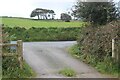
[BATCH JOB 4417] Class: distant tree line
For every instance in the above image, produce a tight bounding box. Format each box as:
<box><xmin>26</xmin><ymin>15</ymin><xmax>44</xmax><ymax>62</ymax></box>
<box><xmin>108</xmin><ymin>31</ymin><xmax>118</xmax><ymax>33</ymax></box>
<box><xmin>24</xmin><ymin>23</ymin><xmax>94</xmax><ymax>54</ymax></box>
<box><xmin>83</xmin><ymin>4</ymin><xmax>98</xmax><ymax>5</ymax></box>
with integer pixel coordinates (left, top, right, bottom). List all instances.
<box><xmin>30</xmin><ymin>8</ymin><xmax>55</xmax><ymax>20</ymax></box>
<box><xmin>60</xmin><ymin>13</ymin><xmax>72</xmax><ymax>22</ymax></box>
<box><xmin>30</xmin><ymin>8</ymin><xmax>72</xmax><ymax>22</ymax></box>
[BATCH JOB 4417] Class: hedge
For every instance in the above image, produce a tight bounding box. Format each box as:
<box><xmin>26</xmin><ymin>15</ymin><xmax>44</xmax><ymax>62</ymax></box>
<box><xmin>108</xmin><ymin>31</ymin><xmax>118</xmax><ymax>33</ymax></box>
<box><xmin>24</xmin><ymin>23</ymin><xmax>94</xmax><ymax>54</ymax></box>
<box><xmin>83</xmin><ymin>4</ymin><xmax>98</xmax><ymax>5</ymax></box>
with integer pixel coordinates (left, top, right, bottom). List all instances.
<box><xmin>2</xmin><ymin>27</ymin><xmax>82</xmax><ymax>41</ymax></box>
<box><xmin>77</xmin><ymin>20</ymin><xmax>120</xmax><ymax>60</ymax></box>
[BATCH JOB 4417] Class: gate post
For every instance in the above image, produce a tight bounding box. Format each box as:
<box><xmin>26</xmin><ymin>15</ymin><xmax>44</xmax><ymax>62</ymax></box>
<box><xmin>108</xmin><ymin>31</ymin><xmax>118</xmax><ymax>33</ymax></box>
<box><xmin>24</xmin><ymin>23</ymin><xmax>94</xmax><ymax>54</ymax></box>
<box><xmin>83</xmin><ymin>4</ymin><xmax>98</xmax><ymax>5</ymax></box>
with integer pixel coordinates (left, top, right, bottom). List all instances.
<box><xmin>112</xmin><ymin>38</ymin><xmax>119</xmax><ymax>61</ymax></box>
<box><xmin>17</xmin><ymin>40</ymin><xmax>23</xmax><ymax>69</ymax></box>
<box><xmin>112</xmin><ymin>39</ymin><xmax>115</xmax><ymax>58</ymax></box>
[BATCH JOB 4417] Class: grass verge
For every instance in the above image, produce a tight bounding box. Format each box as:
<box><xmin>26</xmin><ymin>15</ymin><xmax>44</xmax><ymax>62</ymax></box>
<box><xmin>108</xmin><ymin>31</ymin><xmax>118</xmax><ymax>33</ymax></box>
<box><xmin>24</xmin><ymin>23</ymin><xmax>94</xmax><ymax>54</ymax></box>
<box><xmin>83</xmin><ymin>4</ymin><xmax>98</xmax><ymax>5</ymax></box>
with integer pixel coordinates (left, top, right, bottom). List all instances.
<box><xmin>68</xmin><ymin>44</ymin><xmax>119</xmax><ymax>77</ymax></box>
<box><xmin>2</xmin><ymin>56</ymin><xmax>36</xmax><ymax>78</ymax></box>
<box><xmin>59</xmin><ymin>68</ymin><xmax>76</xmax><ymax>77</ymax></box>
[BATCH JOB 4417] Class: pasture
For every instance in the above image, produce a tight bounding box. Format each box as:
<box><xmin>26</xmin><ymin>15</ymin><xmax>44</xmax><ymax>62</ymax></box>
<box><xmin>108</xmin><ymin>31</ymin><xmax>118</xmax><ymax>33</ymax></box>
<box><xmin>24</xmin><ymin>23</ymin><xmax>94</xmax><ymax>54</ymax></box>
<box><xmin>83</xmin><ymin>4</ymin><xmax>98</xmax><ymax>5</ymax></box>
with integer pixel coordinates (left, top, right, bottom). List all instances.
<box><xmin>1</xmin><ymin>17</ymin><xmax>86</xmax><ymax>28</ymax></box>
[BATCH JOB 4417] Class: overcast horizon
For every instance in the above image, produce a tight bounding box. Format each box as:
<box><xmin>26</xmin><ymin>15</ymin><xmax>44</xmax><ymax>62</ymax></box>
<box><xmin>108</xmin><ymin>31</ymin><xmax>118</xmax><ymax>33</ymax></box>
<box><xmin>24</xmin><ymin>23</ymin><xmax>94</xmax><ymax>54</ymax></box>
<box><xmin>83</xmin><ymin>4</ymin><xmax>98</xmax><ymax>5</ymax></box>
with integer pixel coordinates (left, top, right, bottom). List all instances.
<box><xmin>0</xmin><ymin>0</ymin><xmax>76</xmax><ymax>19</ymax></box>
<box><xmin>0</xmin><ymin>0</ymin><xmax>119</xmax><ymax>19</ymax></box>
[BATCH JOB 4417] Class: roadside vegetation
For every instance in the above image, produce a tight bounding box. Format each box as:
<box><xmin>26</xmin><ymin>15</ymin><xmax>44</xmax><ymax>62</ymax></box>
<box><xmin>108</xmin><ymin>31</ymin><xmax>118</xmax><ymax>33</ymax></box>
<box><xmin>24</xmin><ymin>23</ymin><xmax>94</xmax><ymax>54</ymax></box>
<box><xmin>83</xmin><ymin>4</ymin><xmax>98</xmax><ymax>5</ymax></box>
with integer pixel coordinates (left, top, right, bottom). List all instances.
<box><xmin>2</xmin><ymin>56</ymin><xmax>36</xmax><ymax>78</ymax></box>
<box><xmin>68</xmin><ymin>44</ymin><xmax>119</xmax><ymax>77</ymax></box>
<box><xmin>68</xmin><ymin>21</ymin><xmax>120</xmax><ymax>76</ymax></box>
<box><xmin>0</xmin><ymin>59</ymin><xmax>1</xmax><ymax>79</ymax></box>
<box><xmin>2</xmin><ymin>32</ymin><xmax>36</xmax><ymax>78</ymax></box>
<box><xmin>59</xmin><ymin>68</ymin><xmax>76</xmax><ymax>77</ymax></box>
<box><xmin>68</xmin><ymin>1</ymin><xmax>120</xmax><ymax>77</ymax></box>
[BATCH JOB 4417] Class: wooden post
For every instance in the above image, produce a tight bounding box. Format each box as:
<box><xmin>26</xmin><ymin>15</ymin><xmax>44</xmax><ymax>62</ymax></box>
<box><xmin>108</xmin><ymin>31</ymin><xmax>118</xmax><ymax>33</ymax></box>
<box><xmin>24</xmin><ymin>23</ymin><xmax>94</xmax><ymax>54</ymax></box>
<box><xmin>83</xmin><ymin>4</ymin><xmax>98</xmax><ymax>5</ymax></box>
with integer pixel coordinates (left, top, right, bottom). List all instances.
<box><xmin>17</xmin><ymin>40</ymin><xmax>23</xmax><ymax>69</ymax></box>
<box><xmin>112</xmin><ymin>39</ymin><xmax>115</xmax><ymax>58</ymax></box>
<box><xmin>112</xmin><ymin>38</ymin><xmax>119</xmax><ymax>61</ymax></box>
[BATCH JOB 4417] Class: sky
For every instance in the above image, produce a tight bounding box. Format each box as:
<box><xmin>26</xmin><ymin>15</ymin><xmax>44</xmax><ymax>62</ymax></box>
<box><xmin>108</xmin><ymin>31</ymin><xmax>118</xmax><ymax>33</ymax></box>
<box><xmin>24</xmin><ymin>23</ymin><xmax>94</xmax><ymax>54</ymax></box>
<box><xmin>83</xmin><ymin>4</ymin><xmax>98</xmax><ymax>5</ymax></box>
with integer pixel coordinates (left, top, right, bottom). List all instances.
<box><xmin>0</xmin><ymin>0</ymin><xmax>119</xmax><ymax>19</ymax></box>
<box><xmin>0</xmin><ymin>0</ymin><xmax>76</xmax><ymax>19</ymax></box>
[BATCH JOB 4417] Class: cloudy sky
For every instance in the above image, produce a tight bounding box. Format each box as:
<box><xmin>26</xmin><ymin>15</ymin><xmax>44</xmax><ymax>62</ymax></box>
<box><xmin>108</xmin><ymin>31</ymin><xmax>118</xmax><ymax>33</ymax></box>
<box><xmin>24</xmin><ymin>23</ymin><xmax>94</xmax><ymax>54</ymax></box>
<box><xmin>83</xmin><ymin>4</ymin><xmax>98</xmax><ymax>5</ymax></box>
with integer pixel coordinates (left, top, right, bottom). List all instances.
<box><xmin>0</xmin><ymin>0</ymin><xmax>76</xmax><ymax>19</ymax></box>
<box><xmin>0</xmin><ymin>0</ymin><xmax>119</xmax><ymax>19</ymax></box>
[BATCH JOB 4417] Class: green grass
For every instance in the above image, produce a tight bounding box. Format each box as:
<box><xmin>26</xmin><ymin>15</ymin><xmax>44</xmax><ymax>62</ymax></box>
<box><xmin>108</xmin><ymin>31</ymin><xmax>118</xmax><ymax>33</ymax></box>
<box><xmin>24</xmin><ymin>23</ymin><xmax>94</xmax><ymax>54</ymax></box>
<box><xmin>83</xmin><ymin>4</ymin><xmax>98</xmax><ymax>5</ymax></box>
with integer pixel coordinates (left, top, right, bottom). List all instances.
<box><xmin>59</xmin><ymin>68</ymin><xmax>76</xmax><ymax>77</ymax></box>
<box><xmin>0</xmin><ymin>66</ymin><xmax>1</xmax><ymax>80</ymax></box>
<box><xmin>1</xmin><ymin>17</ymin><xmax>86</xmax><ymax>28</ymax></box>
<box><xmin>0</xmin><ymin>58</ymin><xmax>2</xmax><ymax>79</ymax></box>
<box><xmin>68</xmin><ymin>44</ymin><xmax>119</xmax><ymax>77</ymax></box>
<box><xmin>2</xmin><ymin>56</ymin><xmax>36</xmax><ymax>78</ymax></box>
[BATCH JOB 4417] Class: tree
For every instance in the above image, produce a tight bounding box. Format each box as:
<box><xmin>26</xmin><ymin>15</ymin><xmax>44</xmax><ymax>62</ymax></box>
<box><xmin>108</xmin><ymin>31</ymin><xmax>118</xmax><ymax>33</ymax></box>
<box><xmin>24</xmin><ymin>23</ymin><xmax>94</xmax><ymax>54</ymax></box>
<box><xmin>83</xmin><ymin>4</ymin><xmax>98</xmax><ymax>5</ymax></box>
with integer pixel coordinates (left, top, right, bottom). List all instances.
<box><xmin>30</xmin><ymin>9</ymin><xmax>39</xmax><ymax>19</ymax></box>
<box><xmin>118</xmin><ymin>1</ymin><xmax>120</xmax><ymax>19</ymax></box>
<box><xmin>60</xmin><ymin>13</ymin><xmax>72</xmax><ymax>22</ymax></box>
<box><xmin>49</xmin><ymin>10</ymin><xmax>55</xmax><ymax>19</ymax></box>
<box><xmin>30</xmin><ymin>8</ymin><xmax>55</xmax><ymax>20</ymax></box>
<box><xmin>72</xmin><ymin>1</ymin><xmax>120</xmax><ymax>25</ymax></box>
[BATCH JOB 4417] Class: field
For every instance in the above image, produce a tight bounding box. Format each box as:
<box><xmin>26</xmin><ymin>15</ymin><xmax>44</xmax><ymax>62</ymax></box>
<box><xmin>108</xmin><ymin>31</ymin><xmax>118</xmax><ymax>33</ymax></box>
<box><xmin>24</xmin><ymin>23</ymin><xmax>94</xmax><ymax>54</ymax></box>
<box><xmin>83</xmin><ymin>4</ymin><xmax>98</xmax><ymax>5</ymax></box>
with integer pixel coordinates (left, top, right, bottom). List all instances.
<box><xmin>1</xmin><ymin>17</ymin><xmax>86</xmax><ymax>28</ymax></box>
<box><xmin>2</xmin><ymin>17</ymin><xmax>86</xmax><ymax>41</ymax></box>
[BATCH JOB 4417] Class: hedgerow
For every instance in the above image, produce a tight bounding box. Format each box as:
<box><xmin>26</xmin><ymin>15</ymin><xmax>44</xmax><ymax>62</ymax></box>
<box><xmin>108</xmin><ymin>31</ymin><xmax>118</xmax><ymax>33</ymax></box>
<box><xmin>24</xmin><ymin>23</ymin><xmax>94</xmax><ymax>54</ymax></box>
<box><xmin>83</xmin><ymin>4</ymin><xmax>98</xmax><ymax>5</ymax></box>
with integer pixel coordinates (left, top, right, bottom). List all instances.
<box><xmin>2</xmin><ymin>27</ymin><xmax>83</xmax><ymax>41</ymax></box>
<box><xmin>75</xmin><ymin>21</ymin><xmax>120</xmax><ymax>76</ymax></box>
<box><xmin>77</xmin><ymin>21</ymin><xmax>120</xmax><ymax>60</ymax></box>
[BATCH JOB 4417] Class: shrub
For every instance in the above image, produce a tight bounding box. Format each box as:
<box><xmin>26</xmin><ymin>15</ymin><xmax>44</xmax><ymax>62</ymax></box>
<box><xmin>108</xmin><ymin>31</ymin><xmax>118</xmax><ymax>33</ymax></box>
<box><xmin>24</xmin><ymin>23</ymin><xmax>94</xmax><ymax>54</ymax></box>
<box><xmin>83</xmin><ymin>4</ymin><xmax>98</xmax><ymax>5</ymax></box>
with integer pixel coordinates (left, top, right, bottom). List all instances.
<box><xmin>2</xmin><ymin>27</ymin><xmax>82</xmax><ymax>41</ymax></box>
<box><xmin>77</xmin><ymin>21</ymin><xmax>120</xmax><ymax>59</ymax></box>
<box><xmin>68</xmin><ymin>45</ymin><xmax>119</xmax><ymax>76</ymax></box>
<box><xmin>75</xmin><ymin>21</ymin><xmax>120</xmax><ymax>76</ymax></box>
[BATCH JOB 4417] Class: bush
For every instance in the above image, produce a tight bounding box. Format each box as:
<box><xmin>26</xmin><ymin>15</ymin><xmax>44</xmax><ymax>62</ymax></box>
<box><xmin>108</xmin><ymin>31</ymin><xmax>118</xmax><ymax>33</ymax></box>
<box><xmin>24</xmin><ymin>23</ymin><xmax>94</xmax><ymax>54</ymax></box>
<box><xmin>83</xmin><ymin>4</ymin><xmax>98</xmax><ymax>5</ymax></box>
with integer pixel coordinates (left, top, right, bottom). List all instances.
<box><xmin>68</xmin><ymin>21</ymin><xmax>120</xmax><ymax>76</ymax></box>
<box><xmin>77</xmin><ymin>21</ymin><xmax>120</xmax><ymax>59</ymax></box>
<box><xmin>74</xmin><ymin>21</ymin><xmax>120</xmax><ymax>76</ymax></box>
<box><xmin>68</xmin><ymin>44</ymin><xmax>119</xmax><ymax>76</ymax></box>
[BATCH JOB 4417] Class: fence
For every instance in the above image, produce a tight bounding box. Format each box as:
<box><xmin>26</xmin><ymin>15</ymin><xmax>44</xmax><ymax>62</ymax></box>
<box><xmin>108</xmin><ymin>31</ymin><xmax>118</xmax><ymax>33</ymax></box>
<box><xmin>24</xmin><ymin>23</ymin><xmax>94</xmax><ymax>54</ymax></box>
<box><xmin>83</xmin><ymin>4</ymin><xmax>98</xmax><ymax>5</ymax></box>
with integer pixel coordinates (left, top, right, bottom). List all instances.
<box><xmin>1</xmin><ymin>40</ymin><xmax>23</xmax><ymax>69</ymax></box>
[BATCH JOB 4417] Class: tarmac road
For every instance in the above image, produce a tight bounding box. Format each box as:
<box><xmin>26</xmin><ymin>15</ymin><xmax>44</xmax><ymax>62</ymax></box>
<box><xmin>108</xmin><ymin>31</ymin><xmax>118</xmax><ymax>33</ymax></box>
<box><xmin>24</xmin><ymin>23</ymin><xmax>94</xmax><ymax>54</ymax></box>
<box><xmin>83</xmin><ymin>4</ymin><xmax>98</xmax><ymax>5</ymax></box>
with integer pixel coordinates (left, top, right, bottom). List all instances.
<box><xmin>23</xmin><ymin>41</ymin><xmax>111</xmax><ymax>78</ymax></box>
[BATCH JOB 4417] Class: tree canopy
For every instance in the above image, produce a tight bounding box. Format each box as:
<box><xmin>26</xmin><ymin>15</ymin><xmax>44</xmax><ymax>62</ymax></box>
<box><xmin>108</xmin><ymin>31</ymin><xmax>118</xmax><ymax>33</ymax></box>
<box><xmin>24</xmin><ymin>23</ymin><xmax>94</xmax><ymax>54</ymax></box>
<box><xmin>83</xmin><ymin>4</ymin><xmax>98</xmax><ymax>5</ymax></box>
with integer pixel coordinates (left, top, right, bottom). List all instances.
<box><xmin>60</xmin><ymin>13</ymin><xmax>72</xmax><ymax>22</ymax></box>
<box><xmin>72</xmin><ymin>1</ymin><xmax>120</xmax><ymax>25</ymax></box>
<box><xmin>30</xmin><ymin>8</ymin><xmax>55</xmax><ymax>20</ymax></box>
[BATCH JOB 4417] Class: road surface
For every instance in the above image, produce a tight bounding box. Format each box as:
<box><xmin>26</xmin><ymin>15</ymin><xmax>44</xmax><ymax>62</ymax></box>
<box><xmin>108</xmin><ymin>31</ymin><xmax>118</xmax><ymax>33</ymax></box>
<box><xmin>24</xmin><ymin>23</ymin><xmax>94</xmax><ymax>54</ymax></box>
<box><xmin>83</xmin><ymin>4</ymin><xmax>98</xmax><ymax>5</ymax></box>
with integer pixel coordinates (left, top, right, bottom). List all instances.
<box><xmin>23</xmin><ymin>41</ymin><xmax>111</xmax><ymax>78</ymax></box>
